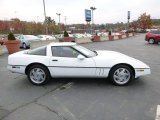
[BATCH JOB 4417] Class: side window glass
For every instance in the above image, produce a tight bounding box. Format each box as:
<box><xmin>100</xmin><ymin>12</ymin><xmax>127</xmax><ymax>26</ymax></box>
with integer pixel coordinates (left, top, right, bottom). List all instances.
<box><xmin>52</xmin><ymin>47</ymin><xmax>61</xmax><ymax>57</ymax></box>
<box><xmin>27</xmin><ymin>46</ymin><xmax>46</xmax><ymax>56</ymax></box>
<box><xmin>151</xmin><ymin>31</ymin><xmax>156</xmax><ymax>34</ymax></box>
<box><xmin>52</xmin><ymin>46</ymin><xmax>80</xmax><ymax>58</ymax></box>
<box><xmin>152</xmin><ymin>31</ymin><xmax>160</xmax><ymax>34</ymax></box>
<box><xmin>21</xmin><ymin>36</ymin><xmax>24</xmax><ymax>39</ymax></box>
<box><xmin>154</xmin><ymin>31</ymin><xmax>158</xmax><ymax>34</ymax></box>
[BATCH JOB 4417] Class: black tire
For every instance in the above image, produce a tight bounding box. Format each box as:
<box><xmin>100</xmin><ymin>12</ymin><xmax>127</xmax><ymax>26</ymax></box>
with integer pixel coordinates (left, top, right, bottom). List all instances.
<box><xmin>148</xmin><ymin>38</ymin><xmax>155</xmax><ymax>44</ymax></box>
<box><xmin>27</xmin><ymin>65</ymin><xmax>51</xmax><ymax>85</ymax></box>
<box><xmin>109</xmin><ymin>65</ymin><xmax>134</xmax><ymax>86</ymax></box>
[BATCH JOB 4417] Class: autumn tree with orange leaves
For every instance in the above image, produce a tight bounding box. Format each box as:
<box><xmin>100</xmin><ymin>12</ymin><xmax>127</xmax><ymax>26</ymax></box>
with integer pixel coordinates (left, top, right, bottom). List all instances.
<box><xmin>137</xmin><ymin>13</ymin><xmax>152</xmax><ymax>30</ymax></box>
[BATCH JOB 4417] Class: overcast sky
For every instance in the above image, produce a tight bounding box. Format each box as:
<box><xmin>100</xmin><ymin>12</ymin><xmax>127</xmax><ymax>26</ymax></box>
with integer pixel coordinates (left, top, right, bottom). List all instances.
<box><xmin>0</xmin><ymin>0</ymin><xmax>159</xmax><ymax>24</ymax></box>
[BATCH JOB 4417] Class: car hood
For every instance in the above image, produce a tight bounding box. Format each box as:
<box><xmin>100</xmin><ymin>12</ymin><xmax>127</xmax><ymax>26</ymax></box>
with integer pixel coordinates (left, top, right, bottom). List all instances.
<box><xmin>94</xmin><ymin>50</ymin><xmax>150</xmax><ymax>68</ymax></box>
<box><xmin>96</xmin><ymin>50</ymin><xmax>134</xmax><ymax>59</ymax></box>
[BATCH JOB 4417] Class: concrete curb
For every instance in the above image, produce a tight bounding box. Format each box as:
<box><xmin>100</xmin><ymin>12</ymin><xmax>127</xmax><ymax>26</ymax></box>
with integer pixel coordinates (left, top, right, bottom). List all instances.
<box><xmin>0</xmin><ymin>45</ymin><xmax>7</xmax><ymax>56</ymax></box>
<box><xmin>93</xmin><ymin>33</ymin><xmax>135</xmax><ymax>42</ymax></box>
<box><xmin>75</xmin><ymin>37</ymin><xmax>92</xmax><ymax>44</ymax></box>
<box><xmin>30</xmin><ymin>40</ymin><xmax>59</xmax><ymax>49</ymax></box>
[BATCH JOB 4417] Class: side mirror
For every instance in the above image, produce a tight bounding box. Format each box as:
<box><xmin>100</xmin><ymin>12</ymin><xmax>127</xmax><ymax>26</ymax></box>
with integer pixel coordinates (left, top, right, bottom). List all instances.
<box><xmin>77</xmin><ymin>54</ymin><xmax>85</xmax><ymax>60</ymax></box>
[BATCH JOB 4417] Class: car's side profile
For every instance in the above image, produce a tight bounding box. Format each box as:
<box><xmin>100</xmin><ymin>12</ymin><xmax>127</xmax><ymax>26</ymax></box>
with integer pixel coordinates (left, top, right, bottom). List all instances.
<box><xmin>0</xmin><ymin>39</ymin><xmax>6</xmax><ymax>45</ymax></box>
<box><xmin>16</xmin><ymin>35</ymin><xmax>40</xmax><ymax>49</ymax></box>
<box><xmin>8</xmin><ymin>42</ymin><xmax>151</xmax><ymax>86</ymax></box>
<box><xmin>37</xmin><ymin>35</ymin><xmax>56</xmax><ymax>41</ymax></box>
<box><xmin>145</xmin><ymin>30</ymin><xmax>160</xmax><ymax>44</ymax></box>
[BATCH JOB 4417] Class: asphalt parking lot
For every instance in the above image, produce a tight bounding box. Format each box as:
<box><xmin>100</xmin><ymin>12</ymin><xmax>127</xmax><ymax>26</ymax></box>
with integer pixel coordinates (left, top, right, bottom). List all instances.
<box><xmin>0</xmin><ymin>34</ymin><xmax>160</xmax><ymax>120</ymax></box>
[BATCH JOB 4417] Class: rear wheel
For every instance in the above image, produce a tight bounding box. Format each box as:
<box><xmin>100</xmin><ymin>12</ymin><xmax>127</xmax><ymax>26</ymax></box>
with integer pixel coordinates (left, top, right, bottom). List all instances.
<box><xmin>23</xmin><ymin>43</ymin><xmax>27</xmax><ymax>49</ymax></box>
<box><xmin>148</xmin><ymin>38</ymin><xmax>155</xmax><ymax>44</ymax></box>
<box><xmin>109</xmin><ymin>65</ymin><xmax>134</xmax><ymax>86</ymax></box>
<box><xmin>27</xmin><ymin>65</ymin><xmax>50</xmax><ymax>85</ymax></box>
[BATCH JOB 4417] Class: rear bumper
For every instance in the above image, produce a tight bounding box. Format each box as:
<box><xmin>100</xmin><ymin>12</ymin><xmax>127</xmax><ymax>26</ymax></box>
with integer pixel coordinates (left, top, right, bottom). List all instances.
<box><xmin>7</xmin><ymin>65</ymin><xmax>26</xmax><ymax>74</ymax></box>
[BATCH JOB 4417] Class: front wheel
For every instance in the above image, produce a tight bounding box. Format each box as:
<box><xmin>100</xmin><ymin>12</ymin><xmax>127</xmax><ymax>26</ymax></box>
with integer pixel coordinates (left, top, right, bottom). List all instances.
<box><xmin>148</xmin><ymin>38</ymin><xmax>155</xmax><ymax>44</ymax></box>
<box><xmin>27</xmin><ymin>65</ymin><xmax>50</xmax><ymax>85</ymax></box>
<box><xmin>109</xmin><ymin>65</ymin><xmax>134</xmax><ymax>86</ymax></box>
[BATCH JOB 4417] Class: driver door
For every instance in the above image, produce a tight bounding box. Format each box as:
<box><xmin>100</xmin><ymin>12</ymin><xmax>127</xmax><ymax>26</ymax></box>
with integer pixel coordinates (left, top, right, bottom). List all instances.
<box><xmin>49</xmin><ymin>46</ymin><xmax>96</xmax><ymax>77</ymax></box>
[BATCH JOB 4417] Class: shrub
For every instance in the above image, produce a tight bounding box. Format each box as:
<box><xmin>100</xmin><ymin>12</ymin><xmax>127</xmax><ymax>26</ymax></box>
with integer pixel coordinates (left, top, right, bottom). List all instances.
<box><xmin>8</xmin><ymin>32</ymin><xmax>16</xmax><ymax>40</ymax></box>
<box><xmin>64</xmin><ymin>30</ymin><xmax>69</xmax><ymax>37</ymax></box>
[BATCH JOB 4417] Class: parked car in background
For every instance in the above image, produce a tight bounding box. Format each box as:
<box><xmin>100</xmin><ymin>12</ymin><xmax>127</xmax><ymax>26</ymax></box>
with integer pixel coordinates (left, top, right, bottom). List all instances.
<box><xmin>16</xmin><ymin>35</ymin><xmax>40</xmax><ymax>49</ymax></box>
<box><xmin>0</xmin><ymin>38</ymin><xmax>6</xmax><ymax>45</ymax></box>
<box><xmin>0</xmin><ymin>40</ymin><xmax>4</xmax><ymax>45</ymax></box>
<box><xmin>37</xmin><ymin>35</ymin><xmax>56</xmax><ymax>41</ymax></box>
<box><xmin>73</xmin><ymin>33</ymin><xmax>85</xmax><ymax>38</ymax></box>
<box><xmin>54</xmin><ymin>34</ymin><xmax>64</xmax><ymax>41</ymax></box>
<box><xmin>113</xmin><ymin>32</ymin><xmax>121</xmax><ymax>36</ymax></box>
<box><xmin>145</xmin><ymin>30</ymin><xmax>160</xmax><ymax>44</ymax></box>
<box><xmin>0</xmin><ymin>34</ymin><xmax>8</xmax><ymax>45</ymax></box>
<box><xmin>8</xmin><ymin>42</ymin><xmax>150</xmax><ymax>86</ymax></box>
<box><xmin>84</xmin><ymin>33</ymin><xmax>92</xmax><ymax>38</ymax></box>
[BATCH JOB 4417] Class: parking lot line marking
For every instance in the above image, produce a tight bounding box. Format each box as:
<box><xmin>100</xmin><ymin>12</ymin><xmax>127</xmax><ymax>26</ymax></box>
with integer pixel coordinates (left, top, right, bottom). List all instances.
<box><xmin>156</xmin><ymin>105</ymin><xmax>160</xmax><ymax>120</ymax></box>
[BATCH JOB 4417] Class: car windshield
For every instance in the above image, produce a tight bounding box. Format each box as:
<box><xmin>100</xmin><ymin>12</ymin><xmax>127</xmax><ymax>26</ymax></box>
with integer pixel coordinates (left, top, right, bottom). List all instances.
<box><xmin>151</xmin><ymin>31</ymin><xmax>160</xmax><ymax>34</ymax></box>
<box><xmin>73</xmin><ymin>45</ymin><xmax>96</xmax><ymax>57</ymax></box>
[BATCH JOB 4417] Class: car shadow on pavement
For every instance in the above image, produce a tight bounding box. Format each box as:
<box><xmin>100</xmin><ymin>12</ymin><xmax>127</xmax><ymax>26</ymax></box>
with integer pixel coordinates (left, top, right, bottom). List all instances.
<box><xmin>45</xmin><ymin>77</ymin><xmax>146</xmax><ymax>88</ymax></box>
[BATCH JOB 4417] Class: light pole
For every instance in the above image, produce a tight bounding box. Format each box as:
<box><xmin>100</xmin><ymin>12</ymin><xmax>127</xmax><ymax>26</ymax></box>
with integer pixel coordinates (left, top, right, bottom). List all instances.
<box><xmin>43</xmin><ymin>0</ymin><xmax>48</xmax><ymax>34</ymax></box>
<box><xmin>90</xmin><ymin>6</ymin><xmax>96</xmax><ymax>34</ymax></box>
<box><xmin>127</xmin><ymin>11</ymin><xmax>130</xmax><ymax>30</ymax></box>
<box><xmin>64</xmin><ymin>16</ymin><xmax>67</xmax><ymax>30</ymax></box>
<box><xmin>56</xmin><ymin>13</ymin><xmax>61</xmax><ymax>31</ymax></box>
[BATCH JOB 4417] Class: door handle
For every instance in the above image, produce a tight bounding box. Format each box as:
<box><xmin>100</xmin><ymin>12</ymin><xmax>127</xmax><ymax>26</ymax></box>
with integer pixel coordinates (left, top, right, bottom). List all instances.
<box><xmin>52</xmin><ymin>59</ymin><xmax>58</xmax><ymax>61</ymax></box>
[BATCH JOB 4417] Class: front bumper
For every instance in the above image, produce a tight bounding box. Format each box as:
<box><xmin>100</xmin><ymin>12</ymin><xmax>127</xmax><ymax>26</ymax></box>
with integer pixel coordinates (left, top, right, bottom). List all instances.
<box><xmin>135</xmin><ymin>68</ymin><xmax>151</xmax><ymax>78</ymax></box>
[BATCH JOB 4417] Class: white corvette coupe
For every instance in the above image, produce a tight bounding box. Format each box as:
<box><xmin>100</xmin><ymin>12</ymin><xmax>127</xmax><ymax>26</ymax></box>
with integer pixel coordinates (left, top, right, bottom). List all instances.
<box><xmin>8</xmin><ymin>42</ymin><xmax>151</xmax><ymax>86</ymax></box>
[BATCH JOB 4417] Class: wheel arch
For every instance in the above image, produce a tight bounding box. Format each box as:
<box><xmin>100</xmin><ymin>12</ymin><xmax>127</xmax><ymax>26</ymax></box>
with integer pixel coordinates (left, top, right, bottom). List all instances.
<box><xmin>148</xmin><ymin>37</ymin><xmax>155</xmax><ymax>40</ymax></box>
<box><xmin>148</xmin><ymin>37</ymin><xmax>155</xmax><ymax>41</ymax></box>
<box><xmin>25</xmin><ymin>62</ymin><xmax>51</xmax><ymax>76</ymax></box>
<box><xmin>109</xmin><ymin>63</ymin><xmax>135</xmax><ymax>77</ymax></box>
